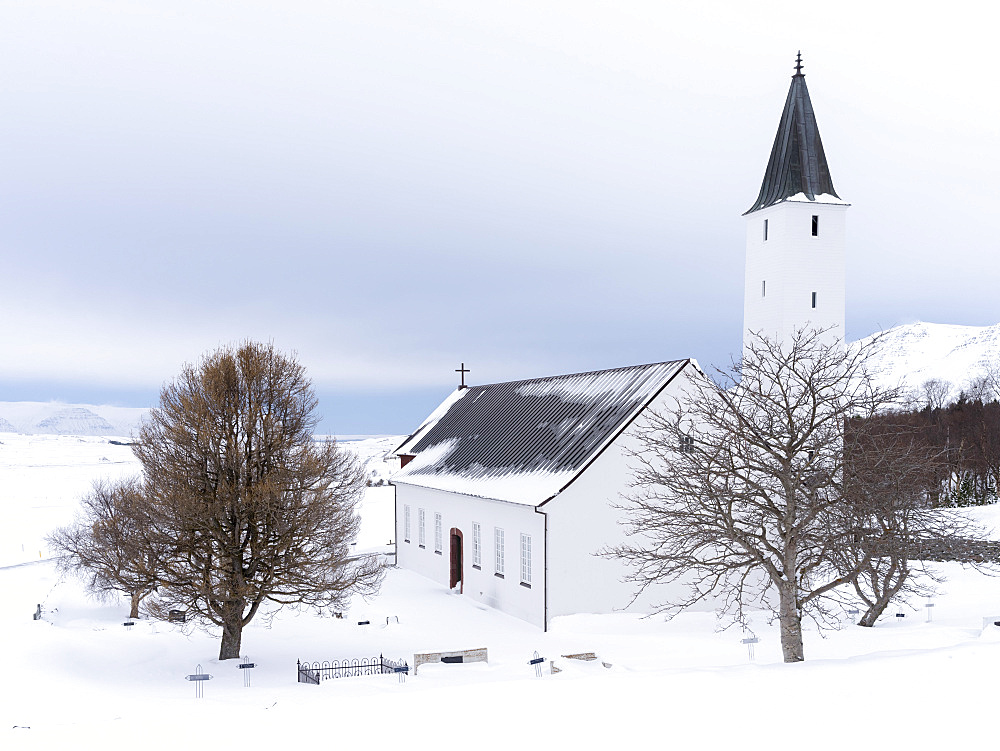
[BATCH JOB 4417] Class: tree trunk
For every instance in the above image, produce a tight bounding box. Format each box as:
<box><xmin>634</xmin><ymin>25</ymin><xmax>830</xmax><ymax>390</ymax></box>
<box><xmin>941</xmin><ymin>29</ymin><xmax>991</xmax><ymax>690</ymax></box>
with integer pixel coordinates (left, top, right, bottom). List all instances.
<box><xmin>858</xmin><ymin>606</ymin><xmax>880</xmax><ymax>627</ymax></box>
<box><xmin>129</xmin><ymin>591</ymin><xmax>142</xmax><ymax>619</ymax></box>
<box><xmin>219</xmin><ymin>615</ymin><xmax>243</xmax><ymax>660</ymax></box>
<box><xmin>857</xmin><ymin>575</ymin><xmax>907</xmax><ymax>627</ymax></box>
<box><xmin>777</xmin><ymin>583</ymin><xmax>805</xmax><ymax>662</ymax></box>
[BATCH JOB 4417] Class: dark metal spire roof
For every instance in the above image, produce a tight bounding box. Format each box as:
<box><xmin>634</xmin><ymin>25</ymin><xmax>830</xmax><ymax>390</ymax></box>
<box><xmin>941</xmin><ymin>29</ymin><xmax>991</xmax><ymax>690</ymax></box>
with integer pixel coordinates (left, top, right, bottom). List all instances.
<box><xmin>745</xmin><ymin>53</ymin><xmax>840</xmax><ymax>214</ymax></box>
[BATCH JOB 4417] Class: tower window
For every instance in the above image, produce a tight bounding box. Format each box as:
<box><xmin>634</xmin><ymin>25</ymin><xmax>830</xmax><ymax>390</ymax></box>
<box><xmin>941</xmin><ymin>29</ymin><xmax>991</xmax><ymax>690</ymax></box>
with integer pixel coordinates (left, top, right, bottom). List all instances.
<box><xmin>762</xmin><ymin>280</ymin><xmax>766</xmax><ymax>297</ymax></box>
<box><xmin>763</xmin><ymin>219</ymin><xmax>768</xmax><ymax>241</ymax></box>
<box><xmin>811</xmin><ymin>215</ymin><xmax>819</xmax><ymax>236</ymax></box>
<box><xmin>811</xmin><ymin>292</ymin><xmax>817</xmax><ymax>308</ymax></box>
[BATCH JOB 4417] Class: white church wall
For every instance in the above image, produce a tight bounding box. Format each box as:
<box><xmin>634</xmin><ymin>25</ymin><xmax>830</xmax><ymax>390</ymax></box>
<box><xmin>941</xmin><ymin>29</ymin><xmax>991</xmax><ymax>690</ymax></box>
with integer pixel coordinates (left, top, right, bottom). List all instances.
<box><xmin>543</xmin><ymin>363</ymin><xmax>704</xmax><ymax>621</ymax></box>
<box><xmin>394</xmin><ymin>482</ymin><xmax>546</xmax><ymax>628</ymax></box>
<box><xmin>392</xmin><ymin>362</ymin><xmax>710</xmax><ymax>629</ymax></box>
<box><xmin>743</xmin><ymin>199</ymin><xmax>847</xmax><ymax>352</ymax></box>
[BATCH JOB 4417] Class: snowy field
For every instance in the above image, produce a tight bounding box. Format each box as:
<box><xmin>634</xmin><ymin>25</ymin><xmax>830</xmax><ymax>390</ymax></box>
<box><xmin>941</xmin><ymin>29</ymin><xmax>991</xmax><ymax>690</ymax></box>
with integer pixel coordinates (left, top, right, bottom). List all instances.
<box><xmin>3</xmin><ymin>433</ymin><xmax>1000</xmax><ymax>749</ymax></box>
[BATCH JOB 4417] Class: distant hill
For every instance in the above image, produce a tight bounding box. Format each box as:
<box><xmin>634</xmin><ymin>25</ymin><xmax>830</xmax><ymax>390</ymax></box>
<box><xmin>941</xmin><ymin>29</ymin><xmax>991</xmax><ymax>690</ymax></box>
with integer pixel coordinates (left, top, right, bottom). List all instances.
<box><xmin>3</xmin><ymin>322</ymin><xmax>997</xmax><ymax>437</ymax></box>
<box><xmin>0</xmin><ymin>402</ymin><xmax>150</xmax><ymax>437</ymax></box>
<box><xmin>0</xmin><ymin>402</ymin><xmax>404</xmax><ymax>478</ymax></box>
<box><xmin>856</xmin><ymin>321</ymin><xmax>1000</xmax><ymax>404</ymax></box>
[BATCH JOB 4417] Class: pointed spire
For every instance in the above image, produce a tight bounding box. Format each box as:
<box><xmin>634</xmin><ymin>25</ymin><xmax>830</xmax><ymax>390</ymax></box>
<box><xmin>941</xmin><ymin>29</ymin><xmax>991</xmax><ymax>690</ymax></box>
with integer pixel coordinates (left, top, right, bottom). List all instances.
<box><xmin>745</xmin><ymin>53</ymin><xmax>840</xmax><ymax>214</ymax></box>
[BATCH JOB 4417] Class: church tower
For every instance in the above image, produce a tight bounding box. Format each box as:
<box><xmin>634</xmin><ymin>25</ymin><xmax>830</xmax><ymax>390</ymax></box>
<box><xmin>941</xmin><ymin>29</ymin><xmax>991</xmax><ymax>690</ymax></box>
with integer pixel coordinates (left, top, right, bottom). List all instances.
<box><xmin>743</xmin><ymin>53</ymin><xmax>848</xmax><ymax>353</ymax></box>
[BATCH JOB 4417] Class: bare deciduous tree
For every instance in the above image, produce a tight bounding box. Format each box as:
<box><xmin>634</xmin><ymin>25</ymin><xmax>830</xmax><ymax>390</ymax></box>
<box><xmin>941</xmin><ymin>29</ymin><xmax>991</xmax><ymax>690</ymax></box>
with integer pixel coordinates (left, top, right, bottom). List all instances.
<box><xmin>840</xmin><ymin>423</ymin><xmax>945</xmax><ymax>625</ymax></box>
<box><xmin>606</xmin><ymin>328</ymin><xmax>899</xmax><ymax>663</ymax></box>
<box><xmin>48</xmin><ymin>477</ymin><xmax>163</xmax><ymax>618</ymax></box>
<box><xmin>835</xmin><ymin>414</ymin><xmax>994</xmax><ymax>626</ymax></box>
<box><xmin>965</xmin><ymin>363</ymin><xmax>1000</xmax><ymax>404</ymax></box>
<box><xmin>133</xmin><ymin>341</ymin><xmax>383</xmax><ymax>659</ymax></box>
<box><xmin>921</xmin><ymin>378</ymin><xmax>952</xmax><ymax>411</ymax></box>
<box><xmin>984</xmin><ymin>362</ymin><xmax>1000</xmax><ymax>403</ymax></box>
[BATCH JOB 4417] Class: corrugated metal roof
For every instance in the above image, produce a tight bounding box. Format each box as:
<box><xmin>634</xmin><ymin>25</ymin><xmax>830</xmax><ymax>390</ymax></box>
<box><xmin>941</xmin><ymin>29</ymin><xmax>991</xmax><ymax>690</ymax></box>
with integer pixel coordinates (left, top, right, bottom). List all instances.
<box><xmin>391</xmin><ymin>387</ymin><xmax>469</xmax><ymax>458</ymax></box>
<box><xmin>392</xmin><ymin>360</ymin><xmax>690</xmax><ymax>504</ymax></box>
<box><xmin>745</xmin><ymin>55</ymin><xmax>840</xmax><ymax>214</ymax></box>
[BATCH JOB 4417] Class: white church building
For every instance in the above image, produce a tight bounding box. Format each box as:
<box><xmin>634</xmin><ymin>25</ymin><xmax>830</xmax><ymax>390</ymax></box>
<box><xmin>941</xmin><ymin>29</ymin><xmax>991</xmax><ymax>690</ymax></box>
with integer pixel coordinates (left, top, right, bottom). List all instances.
<box><xmin>390</xmin><ymin>55</ymin><xmax>846</xmax><ymax>630</ymax></box>
<box><xmin>391</xmin><ymin>360</ymin><xmax>702</xmax><ymax>629</ymax></box>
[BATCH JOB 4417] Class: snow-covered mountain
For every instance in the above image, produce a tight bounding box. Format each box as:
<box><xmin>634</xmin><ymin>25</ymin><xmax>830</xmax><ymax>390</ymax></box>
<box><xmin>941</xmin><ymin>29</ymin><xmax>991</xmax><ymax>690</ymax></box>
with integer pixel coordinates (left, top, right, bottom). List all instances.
<box><xmin>2</xmin><ymin>322</ymin><xmax>997</xmax><ymax>437</ymax></box>
<box><xmin>0</xmin><ymin>401</ymin><xmax>150</xmax><ymax>437</ymax></box>
<box><xmin>855</xmin><ymin>321</ymin><xmax>1000</xmax><ymax>404</ymax></box>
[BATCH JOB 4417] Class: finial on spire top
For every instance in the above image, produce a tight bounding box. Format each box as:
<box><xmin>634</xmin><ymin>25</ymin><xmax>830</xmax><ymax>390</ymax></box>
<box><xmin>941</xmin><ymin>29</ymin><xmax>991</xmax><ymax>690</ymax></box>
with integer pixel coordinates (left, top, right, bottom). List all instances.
<box><xmin>794</xmin><ymin>51</ymin><xmax>804</xmax><ymax>77</ymax></box>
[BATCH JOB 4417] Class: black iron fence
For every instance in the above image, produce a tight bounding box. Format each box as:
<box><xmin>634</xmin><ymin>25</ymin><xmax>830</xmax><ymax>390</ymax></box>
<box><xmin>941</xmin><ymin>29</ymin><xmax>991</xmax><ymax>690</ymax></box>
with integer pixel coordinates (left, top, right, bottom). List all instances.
<box><xmin>297</xmin><ymin>655</ymin><xmax>409</xmax><ymax>684</ymax></box>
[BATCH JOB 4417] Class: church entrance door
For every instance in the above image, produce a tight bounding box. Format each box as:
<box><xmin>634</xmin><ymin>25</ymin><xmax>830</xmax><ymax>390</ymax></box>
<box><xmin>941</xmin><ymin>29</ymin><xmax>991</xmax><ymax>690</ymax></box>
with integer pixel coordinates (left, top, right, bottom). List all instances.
<box><xmin>449</xmin><ymin>528</ymin><xmax>463</xmax><ymax>593</ymax></box>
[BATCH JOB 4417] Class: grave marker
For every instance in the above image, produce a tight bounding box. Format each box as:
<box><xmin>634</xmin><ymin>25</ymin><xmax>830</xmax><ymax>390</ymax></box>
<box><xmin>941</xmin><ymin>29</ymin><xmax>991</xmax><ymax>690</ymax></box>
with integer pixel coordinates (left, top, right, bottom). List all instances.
<box><xmin>185</xmin><ymin>664</ymin><xmax>213</xmax><ymax>698</ymax></box>
<box><xmin>529</xmin><ymin>650</ymin><xmax>545</xmax><ymax>678</ymax></box>
<box><xmin>238</xmin><ymin>655</ymin><xmax>256</xmax><ymax>687</ymax></box>
<box><xmin>741</xmin><ymin>635</ymin><xmax>759</xmax><ymax>662</ymax></box>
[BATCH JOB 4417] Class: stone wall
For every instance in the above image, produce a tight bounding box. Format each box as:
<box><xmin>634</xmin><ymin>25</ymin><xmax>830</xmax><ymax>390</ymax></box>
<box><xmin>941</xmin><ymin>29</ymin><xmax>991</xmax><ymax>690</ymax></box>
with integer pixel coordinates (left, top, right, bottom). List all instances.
<box><xmin>413</xmin><ymin>647</ymin><xmax>488</xmax><ymax>675</ymax></box>
<box><xmin>909</xmin><ymin>537</ymin><xmax>1000</xmax><ymax>564</ymax></box>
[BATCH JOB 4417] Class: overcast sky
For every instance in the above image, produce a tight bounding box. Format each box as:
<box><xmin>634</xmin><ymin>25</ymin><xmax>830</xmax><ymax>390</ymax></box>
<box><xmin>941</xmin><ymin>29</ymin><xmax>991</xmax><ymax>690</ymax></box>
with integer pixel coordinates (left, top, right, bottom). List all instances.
<box><xmin>2</xmin><ymin>2</ymin><xmax>997</xmax><ymax>434</ymax></box>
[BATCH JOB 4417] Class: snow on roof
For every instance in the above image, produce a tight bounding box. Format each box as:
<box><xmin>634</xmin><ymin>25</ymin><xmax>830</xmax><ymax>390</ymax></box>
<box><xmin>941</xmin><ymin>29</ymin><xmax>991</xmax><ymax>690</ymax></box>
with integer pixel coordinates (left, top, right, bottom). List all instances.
<box><xmin>783</xmin><ymin>192</ymin><xmax>849</xmax><ymax>205</ymax></box>
<box><xmin>392</xmin><ymin>360</ymin><xmax>691</xmax><ymax>505</ymax></box>
<box><xmin>391</xmin><ymin>387</ymin><xmax>469</xmax><ymax>457</ymax></box>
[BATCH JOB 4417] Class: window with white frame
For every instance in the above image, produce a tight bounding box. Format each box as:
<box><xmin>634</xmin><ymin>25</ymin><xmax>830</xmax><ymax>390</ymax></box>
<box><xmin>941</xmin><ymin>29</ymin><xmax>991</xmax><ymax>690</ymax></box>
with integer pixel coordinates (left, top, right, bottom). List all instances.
<box><xmin>403</xmin><ymin>505</ymin><xmax>411</xmax><ymax>542</ymax></box>
<box><xmin>520</xmin><ymin>533</ymin><xmax>532</xmax><ymax>587</ymax></box>
<box><xmin>434</xmin><ymin>513</ymin><xmax>443</xmax><ymax>554</ymax></box>
<box><xmin>494</xmin><ymin>527</ymin><xmax>505</xmax><ymax>576</ymax></box>
<box><xmin>418</xmin><ymin>508</ymin><xmax>426</xmax><ymax>547</ymax></box>
<box><xmin>472</xmin><ymin>522</ymin><xmax>482</xmax><ymax>568</ymax></box>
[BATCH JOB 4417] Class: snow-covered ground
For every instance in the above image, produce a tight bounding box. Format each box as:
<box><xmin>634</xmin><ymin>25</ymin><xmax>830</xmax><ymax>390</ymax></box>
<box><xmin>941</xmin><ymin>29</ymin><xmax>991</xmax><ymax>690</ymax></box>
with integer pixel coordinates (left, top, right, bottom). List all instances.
<box><xmin>0</xmin><ymin>434</ymin><xmax>140</xmax><ymax>567</ymax></box>
<box><xmin>3</xmin><ymin>433</ymin><xmax>1000</xmax><ymax>749</ymax></box>
<box><xmin>335</xmin><ymin>434</ymin><xmax>406</xmax><ymax>487</ymax></box>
